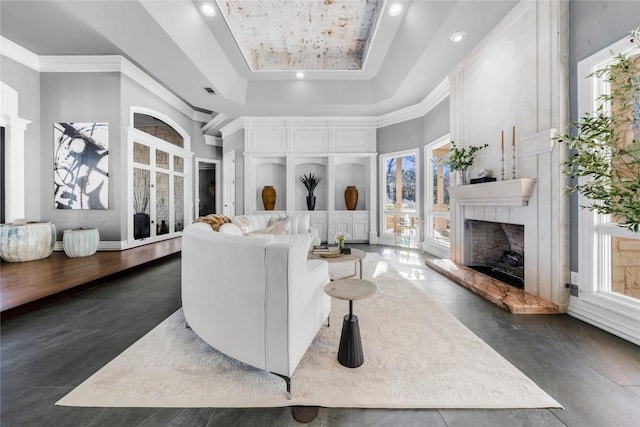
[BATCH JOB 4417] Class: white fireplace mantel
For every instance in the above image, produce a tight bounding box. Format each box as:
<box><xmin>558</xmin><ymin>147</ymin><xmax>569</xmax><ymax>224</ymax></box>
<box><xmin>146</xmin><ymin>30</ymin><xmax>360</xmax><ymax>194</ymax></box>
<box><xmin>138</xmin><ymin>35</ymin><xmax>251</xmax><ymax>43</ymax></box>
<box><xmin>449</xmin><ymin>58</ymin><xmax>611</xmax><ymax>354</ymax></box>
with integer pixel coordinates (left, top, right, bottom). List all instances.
<box><xmin>449</xmin><ymin>178</ymin><xmax>537</xmax><ymax>207</ymax></box>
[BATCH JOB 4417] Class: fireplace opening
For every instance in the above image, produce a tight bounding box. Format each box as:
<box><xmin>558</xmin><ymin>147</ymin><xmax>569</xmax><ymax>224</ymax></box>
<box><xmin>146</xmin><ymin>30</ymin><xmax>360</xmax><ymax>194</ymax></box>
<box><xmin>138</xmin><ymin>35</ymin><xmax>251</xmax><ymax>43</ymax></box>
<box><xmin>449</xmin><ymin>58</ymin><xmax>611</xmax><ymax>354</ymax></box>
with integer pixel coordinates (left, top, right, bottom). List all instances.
<box><xmin>466</xmin><ymin>220</ymin><xmax>524</xmax><ymax>289</ymax></box>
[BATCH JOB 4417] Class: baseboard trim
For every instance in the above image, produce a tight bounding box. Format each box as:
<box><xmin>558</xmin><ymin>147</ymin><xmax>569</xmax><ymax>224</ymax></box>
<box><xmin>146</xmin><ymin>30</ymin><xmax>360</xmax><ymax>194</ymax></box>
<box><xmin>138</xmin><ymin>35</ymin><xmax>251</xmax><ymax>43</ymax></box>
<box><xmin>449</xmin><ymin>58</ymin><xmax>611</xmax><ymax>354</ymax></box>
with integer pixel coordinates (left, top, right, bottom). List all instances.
<box><xmin>54</xmin><ymin>240</ymin><xmax>127</xmax><ymax>251</ymax></box>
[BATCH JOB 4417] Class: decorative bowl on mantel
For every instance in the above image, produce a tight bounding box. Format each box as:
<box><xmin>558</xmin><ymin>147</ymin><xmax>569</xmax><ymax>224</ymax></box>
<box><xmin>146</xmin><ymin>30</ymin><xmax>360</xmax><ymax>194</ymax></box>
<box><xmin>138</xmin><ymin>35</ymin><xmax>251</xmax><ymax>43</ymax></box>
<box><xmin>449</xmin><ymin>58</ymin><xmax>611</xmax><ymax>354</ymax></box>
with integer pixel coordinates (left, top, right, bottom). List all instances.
<box><xmin>449</xmin><ymin>178</ymin><xmax>537</xmax><ymax>207</ymax></box>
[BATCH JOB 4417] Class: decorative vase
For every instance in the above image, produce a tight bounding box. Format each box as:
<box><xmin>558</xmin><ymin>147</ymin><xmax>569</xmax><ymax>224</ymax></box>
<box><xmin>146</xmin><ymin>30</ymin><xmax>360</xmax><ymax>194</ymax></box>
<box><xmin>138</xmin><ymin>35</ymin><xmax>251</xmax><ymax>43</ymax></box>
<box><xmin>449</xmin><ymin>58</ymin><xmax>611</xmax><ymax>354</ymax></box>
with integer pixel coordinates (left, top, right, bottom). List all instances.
<box><xmin>345</xmin><ymin>185</ymin><xmax>358</xmax><ymax>210</ymax></box>
<box><xmin>63</xmin><ymin>228</ymin><xmax>99</xmax><ymax>258</ymax></box>
<box><xmin>458</xmin><ymin>169</ymin><xmax>469</xmax><ymax>186</ymax></box>
<box><xmin>338</xmin><ymin>238</ymin><xmax>344</xmax><ymax>251</ymax></box>
<box><xmin>133</xmin><ymin>213</ymin><xmax>150</xmax><ymax>239</ymax></box>
<box><xmin>306</xmin><ymin>195</ymin><xmax>316</xmax><ymax>211</ymax></box>
<box><xmin>262</xmin><ymin>185</ymin><xmax>276</xmax><ymax>210</ymax></box>
<box><xmin>0</xmin><ymin>221</ymin><xmax>56</xmax><ymax>262</ymax></box>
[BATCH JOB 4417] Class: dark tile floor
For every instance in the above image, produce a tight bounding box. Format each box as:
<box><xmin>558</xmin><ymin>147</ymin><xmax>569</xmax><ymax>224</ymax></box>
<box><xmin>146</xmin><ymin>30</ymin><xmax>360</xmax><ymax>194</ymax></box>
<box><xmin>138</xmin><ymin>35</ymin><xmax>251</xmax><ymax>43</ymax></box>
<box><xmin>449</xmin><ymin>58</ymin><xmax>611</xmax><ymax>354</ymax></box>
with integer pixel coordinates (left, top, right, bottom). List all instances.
<box><xmin>1</xmin><ymin>246</ymin><xmax>639</xmax><ymax>426</ymax></box>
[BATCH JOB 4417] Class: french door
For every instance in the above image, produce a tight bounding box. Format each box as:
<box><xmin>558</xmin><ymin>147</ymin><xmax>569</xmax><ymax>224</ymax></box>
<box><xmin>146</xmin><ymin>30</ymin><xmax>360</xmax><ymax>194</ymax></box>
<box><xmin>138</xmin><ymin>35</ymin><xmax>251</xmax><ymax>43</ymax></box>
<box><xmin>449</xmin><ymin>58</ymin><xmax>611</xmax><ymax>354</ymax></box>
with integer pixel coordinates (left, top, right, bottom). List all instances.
<box><xmin>128</xmin><ymin>111</ymin><xmax>190</xmax><ymax>246</ymax></box>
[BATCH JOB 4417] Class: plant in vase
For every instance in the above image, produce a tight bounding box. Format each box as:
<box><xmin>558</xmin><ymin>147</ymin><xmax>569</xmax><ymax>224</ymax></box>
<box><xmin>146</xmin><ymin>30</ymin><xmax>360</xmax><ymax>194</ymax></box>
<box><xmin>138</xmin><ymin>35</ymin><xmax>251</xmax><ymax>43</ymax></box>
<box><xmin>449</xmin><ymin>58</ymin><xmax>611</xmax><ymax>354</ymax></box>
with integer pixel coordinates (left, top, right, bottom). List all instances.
<box><xmin>555</xmin><ymin>27</ymin><xmax>640</xmax><ymax>232</ymax></box>
<box><xmin>334</xmin><ymin>231</ymin><xmax>351</xmax><ymax>253</ymax></box>
<box><xmin>299</xmin><ymin>173</ymin><xmax>322</xmax><ymax>210</ymax></box>
<box><xmin>446</xmin><ymin>142</ymin><xmax>489</xmax><ymax>185</ymax></box>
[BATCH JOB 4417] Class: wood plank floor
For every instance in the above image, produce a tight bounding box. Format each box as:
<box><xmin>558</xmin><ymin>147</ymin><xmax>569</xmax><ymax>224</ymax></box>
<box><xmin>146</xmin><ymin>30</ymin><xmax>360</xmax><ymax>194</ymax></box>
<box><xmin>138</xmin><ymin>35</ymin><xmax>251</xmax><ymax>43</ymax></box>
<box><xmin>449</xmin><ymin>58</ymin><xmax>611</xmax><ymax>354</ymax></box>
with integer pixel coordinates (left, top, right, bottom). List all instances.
<box><xmin>0</xmin><ymin>238</ymin><xmax>181</xmax><ymax>313</ymax></box>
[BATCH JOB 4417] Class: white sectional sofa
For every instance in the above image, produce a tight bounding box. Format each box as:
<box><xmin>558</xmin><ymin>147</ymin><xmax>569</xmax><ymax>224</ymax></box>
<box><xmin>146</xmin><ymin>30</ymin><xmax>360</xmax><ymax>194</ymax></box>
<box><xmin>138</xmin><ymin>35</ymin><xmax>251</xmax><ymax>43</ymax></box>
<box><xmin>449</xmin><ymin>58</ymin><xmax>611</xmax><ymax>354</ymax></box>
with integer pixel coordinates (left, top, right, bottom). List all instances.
<box><xmin>181</xmin><ymin>217</ymin><xmax>330</xmax><ymax>394</ymax></box>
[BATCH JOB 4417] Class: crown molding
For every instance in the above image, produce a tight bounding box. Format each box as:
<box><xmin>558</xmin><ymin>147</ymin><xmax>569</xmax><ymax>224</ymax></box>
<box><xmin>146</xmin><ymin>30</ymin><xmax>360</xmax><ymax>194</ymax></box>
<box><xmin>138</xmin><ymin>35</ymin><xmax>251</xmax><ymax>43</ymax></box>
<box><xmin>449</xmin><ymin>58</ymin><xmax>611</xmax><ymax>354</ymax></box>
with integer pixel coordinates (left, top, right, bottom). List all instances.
<box><xmin>204</xmin><ymin>135</ymin><xmax>223</xmax><ymax>147</ymax></box>
<box><xmin>220</xmin><ymin>117</ymin><xmax>246</xmax><ymax>138</ymax></box>
<box><xmin>220</xmin><ymin>78</ymin><xmax>450</xmax><ymax>137</ymax></box>
<box><xmin>376</xmin><ymin>77</ymin><xmax>450</xmax><ymax>128</ymax></box>
<box><xmin>0</xmin><ymin>38</ymin><xmax>210</xmax><ymax>123</ymax></box>
<box><xmin>0</xmin><ymin>37</ymin><xmax>40</xmax><ymax>70</ymax></box>
<box><xmin>202</xmin><ymin>113</ymin><xmax>232</xmax><ymax>134</ymax></box>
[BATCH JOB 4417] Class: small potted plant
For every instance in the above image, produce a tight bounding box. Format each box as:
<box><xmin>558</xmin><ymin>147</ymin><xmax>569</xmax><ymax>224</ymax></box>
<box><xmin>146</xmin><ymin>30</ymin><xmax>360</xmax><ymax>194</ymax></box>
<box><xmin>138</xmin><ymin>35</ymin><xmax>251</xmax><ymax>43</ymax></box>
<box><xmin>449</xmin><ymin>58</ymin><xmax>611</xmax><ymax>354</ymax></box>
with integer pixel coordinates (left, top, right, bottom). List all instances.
<box><xmin>446</xmin><ymin>142</ymin><xmax>488</xmax><ymax>185</ymax></box>
<box><xmin>334</xmin><ymin>231</ymin><xmax>351</xmax><ymax>253</ymax></box>
<box><xmin>299</xmin><ymin>173</ymin><xmax>322</xmax><ymax>210</ymax></box>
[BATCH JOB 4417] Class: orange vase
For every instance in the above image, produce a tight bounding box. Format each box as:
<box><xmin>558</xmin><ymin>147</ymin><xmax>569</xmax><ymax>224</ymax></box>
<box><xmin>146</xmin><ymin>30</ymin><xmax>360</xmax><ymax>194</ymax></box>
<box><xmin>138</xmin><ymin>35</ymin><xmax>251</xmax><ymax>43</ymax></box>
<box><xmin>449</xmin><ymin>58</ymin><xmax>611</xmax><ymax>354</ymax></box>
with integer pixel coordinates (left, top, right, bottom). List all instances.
<box><xmin>345</xmin><ymin>186</ymin><xmax>358</xmax><ymax>210</ymax></box>
<box><xmin>262</xmin><ymin>186</ymin><xmax>276</xmax><ymax>210</ymax></box>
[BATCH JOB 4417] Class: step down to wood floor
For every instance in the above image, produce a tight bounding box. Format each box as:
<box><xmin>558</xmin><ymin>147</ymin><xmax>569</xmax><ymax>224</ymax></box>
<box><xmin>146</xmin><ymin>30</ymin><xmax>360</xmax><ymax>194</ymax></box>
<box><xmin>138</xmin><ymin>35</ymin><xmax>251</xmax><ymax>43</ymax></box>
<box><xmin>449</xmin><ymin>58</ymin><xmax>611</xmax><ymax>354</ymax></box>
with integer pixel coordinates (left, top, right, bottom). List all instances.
<box><xmin>425</xmin><ymin>258</ymin><xmax>560</xmax><ymax>314</ymax></box>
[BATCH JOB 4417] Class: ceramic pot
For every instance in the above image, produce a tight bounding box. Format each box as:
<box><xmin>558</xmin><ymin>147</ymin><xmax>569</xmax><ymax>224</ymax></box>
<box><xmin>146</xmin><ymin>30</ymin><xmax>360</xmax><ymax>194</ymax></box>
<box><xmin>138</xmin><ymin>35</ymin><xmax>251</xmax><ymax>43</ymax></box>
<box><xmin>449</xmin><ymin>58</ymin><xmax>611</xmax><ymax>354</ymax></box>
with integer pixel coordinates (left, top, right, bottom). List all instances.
<box><xmin>133</xmin><ymin>213</ymin><xmax>150</xmax><ymax>239</ymax></box>
<box><xmin>63</xmin><ymin>228</ymin><xmax>99</xmax><ymax>258</ymax></box>
<box><xmin>345</xmin><ymin>186</ymin><xmax>358</xmax><ymax>210</ymax></box>
<box><xmin>262</xmin><ymin>186</ymin><xmax>276</xmax><ymax>210</ymax></box>
<box><xmin>0</xmin><ymin>221</ymin><xmax>56</xmax><ymax>262</ymax></box>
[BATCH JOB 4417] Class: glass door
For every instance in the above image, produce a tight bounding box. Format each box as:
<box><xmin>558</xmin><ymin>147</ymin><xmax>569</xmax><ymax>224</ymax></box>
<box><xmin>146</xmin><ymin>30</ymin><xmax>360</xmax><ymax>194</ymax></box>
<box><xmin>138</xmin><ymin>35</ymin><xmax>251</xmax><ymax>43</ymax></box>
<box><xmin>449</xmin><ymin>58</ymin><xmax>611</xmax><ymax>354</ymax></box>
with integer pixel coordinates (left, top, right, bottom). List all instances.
<box><xmin>380</xmin><ymin>149</ymin><xmax>419</xmax><ymax>245</ymax></box>
<box><xmin>424</xmin><ymin>135</ymin><xmax>451</xmax><ymax>258</ymax></box>
<box><xmin>129</xmin><ymin>111</ymin><xmax>188</xmax><ymax>244</ymax></box>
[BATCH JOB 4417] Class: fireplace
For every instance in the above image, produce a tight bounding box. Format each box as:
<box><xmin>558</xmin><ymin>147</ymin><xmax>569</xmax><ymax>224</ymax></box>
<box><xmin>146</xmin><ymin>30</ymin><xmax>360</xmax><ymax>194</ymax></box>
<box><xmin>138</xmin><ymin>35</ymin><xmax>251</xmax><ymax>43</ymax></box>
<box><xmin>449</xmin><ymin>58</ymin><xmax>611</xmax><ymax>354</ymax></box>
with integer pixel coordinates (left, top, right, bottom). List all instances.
<box><xmin>466</xmin><ymin>220</ymin><xmax>524</xmax><ymax>289</ymax></box>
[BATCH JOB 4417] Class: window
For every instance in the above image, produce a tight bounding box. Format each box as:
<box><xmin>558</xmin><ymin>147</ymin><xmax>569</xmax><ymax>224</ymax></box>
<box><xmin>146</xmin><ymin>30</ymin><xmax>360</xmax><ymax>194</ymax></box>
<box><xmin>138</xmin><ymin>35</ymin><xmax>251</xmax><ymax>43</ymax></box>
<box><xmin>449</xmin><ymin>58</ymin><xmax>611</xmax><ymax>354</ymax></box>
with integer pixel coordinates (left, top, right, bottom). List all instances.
<box><xmin>569</xmin><ymin>35</ymin><xmax>640</xmax><ymax>344</ymax></box>
<box><xmin>380</xmin><ymin>149</ymin><xmax>419</xmax><ymax>239</ymax></box>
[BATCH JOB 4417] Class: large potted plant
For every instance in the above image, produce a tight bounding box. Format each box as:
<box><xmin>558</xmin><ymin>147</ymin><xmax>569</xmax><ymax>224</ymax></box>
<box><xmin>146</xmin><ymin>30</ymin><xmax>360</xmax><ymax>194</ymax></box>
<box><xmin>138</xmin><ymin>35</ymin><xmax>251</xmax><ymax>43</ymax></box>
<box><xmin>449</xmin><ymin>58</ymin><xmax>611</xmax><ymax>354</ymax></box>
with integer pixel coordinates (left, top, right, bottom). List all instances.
<box><xmin>446</xmin><ymin>142</ymin><xmax>488</xmax><ymax>185</ymax></box>
<box><xmin>299</xmin><ymin>173</ymin><xmax>322</xmax><ymax>210</ymax></box>
<box><xmin>555</xmin><ymin>28</ymin><xmax>639</xmax><ymax>232</ymax></box>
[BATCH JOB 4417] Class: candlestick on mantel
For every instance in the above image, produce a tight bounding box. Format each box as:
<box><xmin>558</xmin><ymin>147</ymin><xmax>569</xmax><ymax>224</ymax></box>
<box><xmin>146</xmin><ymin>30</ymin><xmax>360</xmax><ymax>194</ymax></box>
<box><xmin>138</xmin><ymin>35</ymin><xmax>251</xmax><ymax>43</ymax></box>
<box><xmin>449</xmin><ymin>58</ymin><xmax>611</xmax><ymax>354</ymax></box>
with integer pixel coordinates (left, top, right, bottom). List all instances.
<box><xmin>511</xmin><ymin>126</ymin><xmax>517</xmax><ymax>179</ymax></box>
<box><xmin>501</xmin><ymin>130</ymin><xmax>505</xmax><ymax>180</ymax></box>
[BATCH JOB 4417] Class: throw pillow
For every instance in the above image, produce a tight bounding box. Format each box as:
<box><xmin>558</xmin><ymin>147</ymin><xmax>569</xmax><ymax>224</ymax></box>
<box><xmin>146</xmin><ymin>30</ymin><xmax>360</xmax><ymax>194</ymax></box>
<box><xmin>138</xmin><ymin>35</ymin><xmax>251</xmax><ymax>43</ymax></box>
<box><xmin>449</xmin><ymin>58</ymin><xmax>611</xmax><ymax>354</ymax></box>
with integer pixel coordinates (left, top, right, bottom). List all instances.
<box><xmin>296</xmin><ymin>213</ymin><xmax>310</xmax><ymax>233</ymax></box>
<box><xmin>193</xmin><ymin>214</ymin><xmax>231</xmax><ymax>231</ymax></box>
<box><xmin>287</xmin><ymin>215</ymin><xmax>299</xmax><ymax>234</ymax></box>
<box><xmin>266</xmin><ymin>217</ymin><xmax>290</xmax><ymax>234</ymax></box>
<box><xmin>232</xmin><ymin>215</ymin><xmax>252</xmax><ymax>234</ymax></box>
<box><xmin>219</xmin><ymin>223</ymin><xmax>243</xmax><ymax>236</ymax></box>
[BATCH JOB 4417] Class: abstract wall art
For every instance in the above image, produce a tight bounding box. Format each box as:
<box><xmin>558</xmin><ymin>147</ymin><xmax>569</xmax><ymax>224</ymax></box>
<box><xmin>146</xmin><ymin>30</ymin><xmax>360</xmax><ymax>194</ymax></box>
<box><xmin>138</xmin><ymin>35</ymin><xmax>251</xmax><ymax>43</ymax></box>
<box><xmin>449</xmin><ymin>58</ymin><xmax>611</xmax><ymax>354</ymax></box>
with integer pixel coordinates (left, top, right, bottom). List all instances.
<box><xmin>54</xmin><ymin>122</ymin><xmax>109</xmax><ymax>210</ymax></box>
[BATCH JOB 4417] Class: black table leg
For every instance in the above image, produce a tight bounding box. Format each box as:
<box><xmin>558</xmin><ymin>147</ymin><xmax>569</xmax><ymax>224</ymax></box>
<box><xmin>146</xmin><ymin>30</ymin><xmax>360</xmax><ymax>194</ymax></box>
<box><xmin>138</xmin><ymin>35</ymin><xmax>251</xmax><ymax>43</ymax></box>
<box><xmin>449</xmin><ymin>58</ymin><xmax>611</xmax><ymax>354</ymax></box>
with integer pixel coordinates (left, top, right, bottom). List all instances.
<box><xmin>337</xmin><ymin>300</ymin><xmax>364</xmax><ymax>368</ymax></box>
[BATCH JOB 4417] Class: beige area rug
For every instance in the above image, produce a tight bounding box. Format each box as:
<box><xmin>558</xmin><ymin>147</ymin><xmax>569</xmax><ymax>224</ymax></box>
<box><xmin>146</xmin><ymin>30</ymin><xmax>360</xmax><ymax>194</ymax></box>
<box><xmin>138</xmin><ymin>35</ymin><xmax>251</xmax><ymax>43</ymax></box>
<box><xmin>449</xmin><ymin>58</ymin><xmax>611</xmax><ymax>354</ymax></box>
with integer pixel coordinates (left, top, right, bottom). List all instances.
<box><xmin>57</xmin><ymin>254</ymin><xmax>561</xmax><ymax>409</ymax></box>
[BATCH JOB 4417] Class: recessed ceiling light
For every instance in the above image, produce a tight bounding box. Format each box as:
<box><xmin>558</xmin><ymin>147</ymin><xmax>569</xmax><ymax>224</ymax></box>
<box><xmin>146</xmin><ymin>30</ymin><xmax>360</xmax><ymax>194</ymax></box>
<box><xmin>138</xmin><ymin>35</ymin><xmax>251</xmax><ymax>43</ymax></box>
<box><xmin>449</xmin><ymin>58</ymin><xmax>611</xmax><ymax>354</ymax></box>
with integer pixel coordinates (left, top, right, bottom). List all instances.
<box><xmin>296</xmin><ymin>72</ymin><xmax>305</xmax><ymax>79</ymax></box>
<box><xmin>450</xmin><ymin>30</ymin><xmax>467</xmax><ymax>43</ymax></box>
<box><xmin>201</xmin><ymin>4</ymin><xmax>216</xmax><ymax>17</ymax></box>
<box><xmin>388</xmin><ymin>4</ymin><xmax>403</xmax><ymax>16</ymax></box>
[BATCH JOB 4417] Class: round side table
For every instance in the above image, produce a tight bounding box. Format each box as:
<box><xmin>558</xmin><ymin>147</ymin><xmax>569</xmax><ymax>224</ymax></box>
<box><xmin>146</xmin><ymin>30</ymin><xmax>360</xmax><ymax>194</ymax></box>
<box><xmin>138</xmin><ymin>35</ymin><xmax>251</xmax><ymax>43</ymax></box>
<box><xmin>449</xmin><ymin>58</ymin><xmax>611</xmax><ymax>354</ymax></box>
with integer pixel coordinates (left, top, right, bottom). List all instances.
<box><xmin>324</xmin><ymin>278</ymin><xmax>377</xmax><ymax>368</ymax></box>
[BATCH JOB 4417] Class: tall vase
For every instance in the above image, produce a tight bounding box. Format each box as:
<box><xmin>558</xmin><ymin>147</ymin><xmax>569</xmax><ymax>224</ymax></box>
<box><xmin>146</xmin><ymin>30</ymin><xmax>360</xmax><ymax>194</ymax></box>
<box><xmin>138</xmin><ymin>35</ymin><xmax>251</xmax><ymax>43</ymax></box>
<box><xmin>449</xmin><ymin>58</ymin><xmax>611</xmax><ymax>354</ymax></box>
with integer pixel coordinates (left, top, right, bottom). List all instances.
<box><xmin>262</xmin><ymin>185</ymin><xmax>276</xmax><ymax>210</ymax></box>
<box><xmin>306</xmin><ymin>195</ymin><xmax>316</xmax><ymax>211</ymax></box>
<box><xmin>345</xmin><ymin>185</ymin><xmax>358</xmax><ymax>210</ymax></box>
<box><xmin>458</xmin><ymin>169</ymin><xmax>469</xmax><ymax>186</ymax></box>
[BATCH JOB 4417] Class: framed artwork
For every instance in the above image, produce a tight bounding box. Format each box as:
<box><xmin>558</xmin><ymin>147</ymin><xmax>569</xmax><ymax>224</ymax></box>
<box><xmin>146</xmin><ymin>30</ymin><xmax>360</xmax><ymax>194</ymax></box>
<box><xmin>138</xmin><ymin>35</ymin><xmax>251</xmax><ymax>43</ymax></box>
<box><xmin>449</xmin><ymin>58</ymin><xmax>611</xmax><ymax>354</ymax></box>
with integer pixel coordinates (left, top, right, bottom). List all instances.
<box><xmin>54</xmin><ymin>122</ymin><xmax>109</xmax><ymax>209</ymax></box>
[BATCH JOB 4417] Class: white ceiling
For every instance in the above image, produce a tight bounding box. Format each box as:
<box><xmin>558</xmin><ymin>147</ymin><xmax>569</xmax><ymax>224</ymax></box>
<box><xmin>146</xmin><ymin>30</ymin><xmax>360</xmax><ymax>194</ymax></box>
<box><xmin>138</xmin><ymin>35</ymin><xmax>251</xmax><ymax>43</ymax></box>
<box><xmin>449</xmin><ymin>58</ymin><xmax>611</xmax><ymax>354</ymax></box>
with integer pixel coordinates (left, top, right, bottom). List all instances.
<box><xmin>0</xmin><ymin>0</ymin><xmax>518</xmax><ymax>119</ymax></box>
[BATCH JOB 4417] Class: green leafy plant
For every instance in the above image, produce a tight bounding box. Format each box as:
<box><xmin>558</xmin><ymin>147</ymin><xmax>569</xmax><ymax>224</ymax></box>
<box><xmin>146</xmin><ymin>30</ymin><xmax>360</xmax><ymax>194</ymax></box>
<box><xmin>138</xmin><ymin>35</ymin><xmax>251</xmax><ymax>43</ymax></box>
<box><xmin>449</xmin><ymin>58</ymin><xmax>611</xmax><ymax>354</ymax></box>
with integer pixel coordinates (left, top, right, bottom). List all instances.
<box><xmin>446</xmin><ymin>142</ymin><xmax>488</xmax><ymax>171</ymax></box>
<box><xmin>298</xmin><ymin>173</ymin><xmax>323</xmax><ymax>196</ymax></box>
<box><xmin>555</xmin><ymin>27</ymin><xmax>640</xmax><ymax>232</ymax></box>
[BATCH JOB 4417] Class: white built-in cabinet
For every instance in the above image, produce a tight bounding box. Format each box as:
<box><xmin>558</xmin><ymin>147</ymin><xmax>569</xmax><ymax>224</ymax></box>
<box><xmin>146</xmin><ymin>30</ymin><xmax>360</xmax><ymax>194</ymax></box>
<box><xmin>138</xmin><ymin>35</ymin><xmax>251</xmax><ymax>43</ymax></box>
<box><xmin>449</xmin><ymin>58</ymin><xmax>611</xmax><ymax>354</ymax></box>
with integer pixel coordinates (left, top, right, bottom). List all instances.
<box><xmin>239</xmin><ymin>118</ymin><xmax>378</xmax><ymax>243</ymax></box>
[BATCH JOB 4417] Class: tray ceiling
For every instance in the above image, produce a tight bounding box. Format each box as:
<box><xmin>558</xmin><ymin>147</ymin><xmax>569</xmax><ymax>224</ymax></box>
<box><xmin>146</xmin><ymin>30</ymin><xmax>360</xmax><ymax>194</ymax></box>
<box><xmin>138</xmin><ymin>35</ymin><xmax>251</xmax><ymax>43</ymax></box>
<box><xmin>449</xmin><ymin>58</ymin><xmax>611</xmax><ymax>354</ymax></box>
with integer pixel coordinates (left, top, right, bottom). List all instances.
<box><xmin>0</xmin><ymin>0</ymin><xmax>519</xmax><ymax>118</ymax></box>
<box><xmin>217</xmin><ymin>0</ymin><xmax>382</xmax><ymax>71</ymax></box>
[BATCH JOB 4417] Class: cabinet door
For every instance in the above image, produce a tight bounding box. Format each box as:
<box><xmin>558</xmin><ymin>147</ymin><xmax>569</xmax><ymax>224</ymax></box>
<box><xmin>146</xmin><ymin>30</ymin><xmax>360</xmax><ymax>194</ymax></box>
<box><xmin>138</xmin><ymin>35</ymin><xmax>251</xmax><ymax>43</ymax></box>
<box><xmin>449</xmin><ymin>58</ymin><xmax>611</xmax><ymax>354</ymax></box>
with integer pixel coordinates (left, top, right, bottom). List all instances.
<box><xmin>311</xmin><ymin>218</ymin><xmax>327</xmax><ymax>242</ymax></box>
<box><xmin>334</xmin><ymin>218</ymin><xmax>352</xmax><ymax>236</ymax></box>
<box><xmin>352</xmin><ymin>218</ymin><xmax>369</xmax><ymax>240</ymax></box>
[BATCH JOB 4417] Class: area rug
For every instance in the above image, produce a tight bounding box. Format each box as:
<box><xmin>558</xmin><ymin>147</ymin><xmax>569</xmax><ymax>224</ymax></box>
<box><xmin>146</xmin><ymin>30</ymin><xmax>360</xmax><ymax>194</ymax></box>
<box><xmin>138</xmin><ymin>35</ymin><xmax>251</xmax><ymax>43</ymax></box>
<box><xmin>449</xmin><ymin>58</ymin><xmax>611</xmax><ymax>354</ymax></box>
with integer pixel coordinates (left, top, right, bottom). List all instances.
<box><xmin>56</xmin><ymin>254</ymin><xmax>561</xmax><ymax>409</ymax></box>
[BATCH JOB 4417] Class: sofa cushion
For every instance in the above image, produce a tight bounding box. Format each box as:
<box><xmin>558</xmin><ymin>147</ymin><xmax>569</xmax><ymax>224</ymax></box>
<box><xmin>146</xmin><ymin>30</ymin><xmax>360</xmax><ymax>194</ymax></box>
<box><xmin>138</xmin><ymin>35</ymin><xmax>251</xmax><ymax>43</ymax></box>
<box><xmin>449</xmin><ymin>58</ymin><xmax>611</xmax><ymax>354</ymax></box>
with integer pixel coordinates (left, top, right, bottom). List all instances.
<box><xmin>266</xmin><ymin>217</ymin><xmax>290</xmax><ymax>234</ymax></box>
<box><xmin>288</xmin><ymin>215</ymin><xmax>299</xmax><ymax>234</ymax></box>
<box><xmin>295</xmin><ymin>213</ymin><xmax>310</xmax><ymax>233</ymax></box>
<box><xmin>219</xmin><ymin>223</ymin><xmax>243</xmax><ymax>236</ymax></box>
<box><xmin>232</xmin><ymin>215</ymin><xmax>252</xmax><ymax>233</ymax></box>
